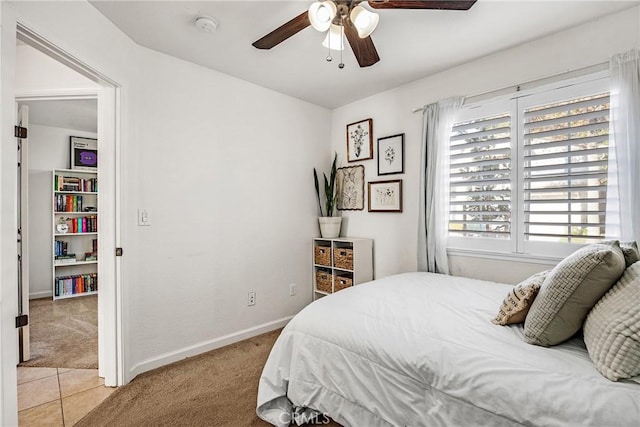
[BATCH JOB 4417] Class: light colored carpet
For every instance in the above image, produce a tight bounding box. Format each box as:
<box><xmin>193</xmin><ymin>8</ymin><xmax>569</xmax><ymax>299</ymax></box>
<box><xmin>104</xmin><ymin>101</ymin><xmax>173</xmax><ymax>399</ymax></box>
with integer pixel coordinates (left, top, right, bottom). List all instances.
<box><xmin>19</xmin><ymin>295</ymin><xmax>98</xmax><ymax>369</ymax></box>
<box><xmin>77</xmin><ymin>329</ymin><xmax>341</xmax><ymax>426</ymax></box>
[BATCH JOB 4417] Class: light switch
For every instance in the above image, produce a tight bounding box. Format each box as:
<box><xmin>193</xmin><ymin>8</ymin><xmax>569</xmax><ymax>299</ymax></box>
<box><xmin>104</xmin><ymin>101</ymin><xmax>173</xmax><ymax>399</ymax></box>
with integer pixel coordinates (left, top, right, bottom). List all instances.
<box><xmin>138</xmin><ymin>208</ymin><xmax>151</xmax><ymax>226</ymax></box>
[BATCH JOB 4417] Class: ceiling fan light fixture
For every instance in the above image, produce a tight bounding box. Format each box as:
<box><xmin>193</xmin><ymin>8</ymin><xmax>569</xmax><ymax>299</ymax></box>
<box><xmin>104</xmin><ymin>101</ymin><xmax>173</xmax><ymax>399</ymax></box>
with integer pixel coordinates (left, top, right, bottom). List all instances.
<box><xmin>309</xmin><ymin>1</ymin><xmax>337</xmax><ymax>32</ymax></box>
<box><xmin>322</xmin><ymin>24</ymin><xmax>345</xmax><ymax>51</ymax></box>
<box><xmin>350</xmin><ymin>5</ymin><xmax>379</xmax><ymax>38</ymax></box>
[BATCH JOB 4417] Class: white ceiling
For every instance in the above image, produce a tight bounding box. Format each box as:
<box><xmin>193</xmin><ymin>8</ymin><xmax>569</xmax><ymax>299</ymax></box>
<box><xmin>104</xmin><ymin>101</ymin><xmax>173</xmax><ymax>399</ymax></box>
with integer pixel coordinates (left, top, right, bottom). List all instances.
<box><xmin>91</xmin><ymin>0</ymin><xmax>638</xmax><ymax>109</ymax></box>
<box><xmin>21</xmin><ymin>99</ymin><xmax>98</xmax><ymax>133</ymax></box>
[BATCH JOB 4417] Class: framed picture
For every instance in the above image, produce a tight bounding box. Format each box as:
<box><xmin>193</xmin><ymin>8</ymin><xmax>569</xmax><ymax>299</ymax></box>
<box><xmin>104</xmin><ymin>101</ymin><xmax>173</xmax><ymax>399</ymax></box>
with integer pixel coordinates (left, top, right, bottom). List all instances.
<box><xmin>346</xmin><ymin>118</ymin><xmax>373</xmax><ymax>162</ymax></box>
<box><xmin>336</xmin><ymin>165</ymin><xmax>365</xmax><ymax>210</ymax></box>
<box><xmin>377</xmin><ymin>133</ymin><xmax>404</xmax><ymax>175</ymax></box>
<box><xmin>368</xmin><ymin>180</ymin><xmax>402</xmax><ymax>212</ymax></box>
<box><xmin>70</xmin><ymin>136</ymin><xmax>98</xmax><ymax>170</ymax></box>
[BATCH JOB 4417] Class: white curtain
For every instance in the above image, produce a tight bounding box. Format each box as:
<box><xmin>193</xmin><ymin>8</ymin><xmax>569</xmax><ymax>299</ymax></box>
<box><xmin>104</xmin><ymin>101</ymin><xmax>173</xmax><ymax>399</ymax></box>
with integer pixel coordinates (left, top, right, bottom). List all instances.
<box><xmin>607</xmin><ymin>49</ymin><xmax>640</xmax><ymax>241</ymax></box>
<box><xmin>418</xmin><ymin>97</ymin><xmax>463</xmax><ymax>274</ymax></box>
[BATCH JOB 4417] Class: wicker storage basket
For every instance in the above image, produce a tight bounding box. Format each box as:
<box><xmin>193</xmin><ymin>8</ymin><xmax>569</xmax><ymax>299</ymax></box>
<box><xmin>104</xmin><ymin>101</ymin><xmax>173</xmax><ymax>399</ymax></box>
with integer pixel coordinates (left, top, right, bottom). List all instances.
<box><xmin>315</xmin><ymin>271</ymin><xmax>332</xmax><ymax>293</ymax></box>
<box><xmin>333</xmin><ymin>248</ymin><xmax>353</xmax><ymax>270</ymax></box>
<box><xmin>314</xmin><ymin>246</ymin><xmax>331</xmax><ymax>266</ymax></box>
<box><xmin>335</xmin><ymin>275</ymin><xmax>353</xmax><ymax>292</ymax></box>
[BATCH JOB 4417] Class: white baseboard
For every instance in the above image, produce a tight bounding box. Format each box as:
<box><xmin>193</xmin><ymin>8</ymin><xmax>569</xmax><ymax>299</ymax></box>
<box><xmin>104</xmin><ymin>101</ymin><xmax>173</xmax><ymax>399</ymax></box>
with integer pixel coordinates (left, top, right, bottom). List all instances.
<box><xmin>29</xmin><ymin>290</ymin><xmax>53</xmax><ymax>300</ymax></box>
<box><xmin>126</xmin><ymin>316</ymin><xmax>292</xmax><ymax>383</ymax></box>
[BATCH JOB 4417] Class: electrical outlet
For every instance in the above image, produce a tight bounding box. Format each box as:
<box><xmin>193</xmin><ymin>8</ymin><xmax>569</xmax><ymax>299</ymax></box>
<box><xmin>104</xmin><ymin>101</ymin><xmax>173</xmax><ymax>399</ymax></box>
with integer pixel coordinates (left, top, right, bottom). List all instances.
<box><xmin>248</xmin><ymin>292</ymin><xmax>256</xmax><ymax>306</ymax></box>
<box><xmin>289</xmin><ymin>284</ymin><xmax>297</xmax><ymax>296</ymax></box>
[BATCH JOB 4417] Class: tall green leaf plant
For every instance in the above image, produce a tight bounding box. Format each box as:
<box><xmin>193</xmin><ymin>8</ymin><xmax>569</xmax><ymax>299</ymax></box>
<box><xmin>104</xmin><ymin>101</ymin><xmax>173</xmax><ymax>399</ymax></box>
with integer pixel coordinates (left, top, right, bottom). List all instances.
<box><xmin>313</xmin><ymin>153</ymin><xmax>338</xmax><ymax>217</ymax></box>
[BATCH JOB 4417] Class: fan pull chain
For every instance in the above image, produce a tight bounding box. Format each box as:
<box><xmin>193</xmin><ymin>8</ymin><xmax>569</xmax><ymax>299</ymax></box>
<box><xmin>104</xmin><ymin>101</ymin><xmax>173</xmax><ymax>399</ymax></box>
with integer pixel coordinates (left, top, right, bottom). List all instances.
<box><xmin>326</xmin><ymin>29</ymin><xmax>332</xmax><ymax>62</ymax></box>
<box><xmin>338</xmin><ymin>25</ymin><xmax>345</xmax><ymax>69</ymax></box>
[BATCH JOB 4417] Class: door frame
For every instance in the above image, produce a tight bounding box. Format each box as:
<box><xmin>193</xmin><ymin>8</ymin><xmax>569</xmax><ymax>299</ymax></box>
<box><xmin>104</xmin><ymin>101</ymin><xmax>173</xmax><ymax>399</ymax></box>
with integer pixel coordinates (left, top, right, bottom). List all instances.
<box><xmin>14</xmin><ymin>24</ymin><xmax>124</xmax><ymax>389</ymax></box>
<box><xmin>16</xmin><ymin>104</ymin><xmax>29</xmax><ymax>363</ymax></box>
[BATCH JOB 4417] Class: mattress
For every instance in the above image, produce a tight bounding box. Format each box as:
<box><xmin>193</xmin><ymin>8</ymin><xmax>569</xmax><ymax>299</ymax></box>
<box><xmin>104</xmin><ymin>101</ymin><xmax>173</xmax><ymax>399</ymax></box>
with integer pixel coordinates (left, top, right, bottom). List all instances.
<box><xmin>256</xmin><ymin>272</ymin><xmax>640</xmax><ymax>426</ymax></box>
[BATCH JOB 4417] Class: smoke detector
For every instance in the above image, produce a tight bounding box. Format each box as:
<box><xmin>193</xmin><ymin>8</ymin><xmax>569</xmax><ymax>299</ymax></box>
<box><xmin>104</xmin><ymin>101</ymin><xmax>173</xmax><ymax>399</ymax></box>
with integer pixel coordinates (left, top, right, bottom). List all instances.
<box><xmin>194</xmin><ymin>16</ymin><xmax>218</xmax><ymax>33</ymax></box>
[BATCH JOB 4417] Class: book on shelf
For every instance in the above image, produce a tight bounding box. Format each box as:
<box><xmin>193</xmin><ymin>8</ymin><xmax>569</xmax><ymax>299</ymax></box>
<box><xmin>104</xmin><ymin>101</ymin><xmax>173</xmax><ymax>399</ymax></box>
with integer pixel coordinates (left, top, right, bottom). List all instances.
<box><xmin>54</xmin><ymin>240</ymin><xmax>69</xmax><ymax>256</ymax></box>
<box><xmin>54</xmin><ymin>273</ymin><xmax>98</xmax><ymax>297</ymax></box>
<box><xmin>54</xmin><ymin>254</ymin><xmax>77</xmax><ymax>264</ymax></box>
<box><xmin>54</xmin><ymin>175</ymin><xmax>98</xmax><ymax>193</ymax></box>
<box><xmin>84</xmin><ymin>252</ymin><xmax>97</xmax><ymax>261</ymax></box>
<box><xmin>55</xmin><ymin>215</ymin><xmax>98</xmax><ymax>233</ymax></box>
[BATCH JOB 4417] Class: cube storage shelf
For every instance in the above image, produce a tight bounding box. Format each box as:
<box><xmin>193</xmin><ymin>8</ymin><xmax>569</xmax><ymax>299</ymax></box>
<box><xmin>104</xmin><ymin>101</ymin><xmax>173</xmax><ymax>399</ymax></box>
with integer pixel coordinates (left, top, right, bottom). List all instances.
<box><xmin>313</xmin><ymin>237</ymin><xmax>373</xmax><ymax>299</ymax></box>
<box><xmin>52</xmin><ymin>169</ymin><xmax>98</xmax><ymax>300</ymax></box>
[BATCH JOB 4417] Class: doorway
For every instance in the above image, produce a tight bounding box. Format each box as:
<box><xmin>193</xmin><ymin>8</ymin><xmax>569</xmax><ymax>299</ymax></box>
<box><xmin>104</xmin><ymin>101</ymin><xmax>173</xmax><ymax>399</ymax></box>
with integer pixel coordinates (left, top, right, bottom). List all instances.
<box><xmin>17</xmin><ymin>96</ymin><xmax>100</xmax><ymax>369</ymax></box>
<box><xmin>13</xmin><ymin>23</ymin><xmax>122</xmax><ymax>389</ymax></box>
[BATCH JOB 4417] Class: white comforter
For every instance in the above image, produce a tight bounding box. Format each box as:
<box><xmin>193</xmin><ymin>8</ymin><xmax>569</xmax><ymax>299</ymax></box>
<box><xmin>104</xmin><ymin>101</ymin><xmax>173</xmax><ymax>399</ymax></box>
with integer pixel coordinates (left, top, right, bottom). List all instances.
<box><xmin>256</xmin><ymin>272</ymin><xmax>640</xmax><ymax>426</ymax></box>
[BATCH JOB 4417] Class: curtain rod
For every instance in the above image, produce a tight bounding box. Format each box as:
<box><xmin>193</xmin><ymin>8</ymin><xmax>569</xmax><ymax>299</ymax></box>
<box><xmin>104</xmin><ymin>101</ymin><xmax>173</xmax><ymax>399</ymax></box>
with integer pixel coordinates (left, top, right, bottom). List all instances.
<box><xmin>412</xmin><ymin>61</ymin><xmax>609</xmax><ymax>113</ymax></box>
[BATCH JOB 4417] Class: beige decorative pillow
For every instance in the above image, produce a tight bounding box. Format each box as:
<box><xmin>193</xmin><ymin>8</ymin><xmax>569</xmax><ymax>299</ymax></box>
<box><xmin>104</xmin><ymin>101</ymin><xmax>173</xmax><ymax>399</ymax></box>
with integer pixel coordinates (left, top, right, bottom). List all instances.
<box><xmin>602</xmin><ymin>240</ymin><xmax>639</xmax><ymax>267</ymax></box>
<box><xmin>584</xmin><ymin>261</ymin><xmax>640</xmax><ymax>381</ymax></box>
<box><xmin>524</xmin><ymin>242</ymin><xmax>626</xmax><ymax>347</ymax></box>
<box><xmin>492</xmin><ymin>271</ymin><xmax>548</xmax><ymax>326</ymax></box>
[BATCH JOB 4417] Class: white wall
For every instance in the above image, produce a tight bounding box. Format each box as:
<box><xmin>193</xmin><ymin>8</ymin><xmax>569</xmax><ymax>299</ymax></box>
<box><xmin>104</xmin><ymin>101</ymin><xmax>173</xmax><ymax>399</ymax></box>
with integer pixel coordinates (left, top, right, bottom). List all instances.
<box><xmin>331</xmin><ymin>7</ymin><xmax>640</xmax><ymax>284</ymax></box>
<box><xmin>4</xmin><ymin>0</ymin><xmax>331</xmax><ymax>393</ymax></box>
<box><xmin>27</xmin><ymin>124</ymin><xmax>97</xmax><ymax>299</ymax></box>
<box><xmin>16</xmin><ymin>44</ymin><xmax>96</xmax><ymax>94</ymax></box>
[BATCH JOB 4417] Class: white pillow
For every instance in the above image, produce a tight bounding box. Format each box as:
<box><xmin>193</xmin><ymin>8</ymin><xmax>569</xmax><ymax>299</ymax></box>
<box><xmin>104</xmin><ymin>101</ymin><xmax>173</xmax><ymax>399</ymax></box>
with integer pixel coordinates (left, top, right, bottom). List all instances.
<box><xmin>584</xmin><ymin>261</ymin><xmax>640</xmax><ymax>381</ymax></box>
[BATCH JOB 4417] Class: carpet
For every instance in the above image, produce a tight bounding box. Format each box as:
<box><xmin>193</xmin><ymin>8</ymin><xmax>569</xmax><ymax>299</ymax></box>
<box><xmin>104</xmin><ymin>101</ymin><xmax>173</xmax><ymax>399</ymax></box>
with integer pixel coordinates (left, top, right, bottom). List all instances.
<box><xmin>19</xmin><ymin>295</ymin><xmax>98</xmax><ymax>369</ymax></box>
<box><xmin>77</xmin><ymin>329</ymin><xmax>342</xmax><ymax>427</ymax></box>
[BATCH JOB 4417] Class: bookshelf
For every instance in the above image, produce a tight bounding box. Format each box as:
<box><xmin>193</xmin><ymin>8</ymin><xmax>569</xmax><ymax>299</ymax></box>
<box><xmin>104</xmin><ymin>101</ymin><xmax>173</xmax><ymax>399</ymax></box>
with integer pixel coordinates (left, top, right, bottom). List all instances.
<box><xmin>52</xmin><ymin>169</ymin><xmax>98</xmax><ymax>300</ymax></box>
<box><xmin>313</xmin><ymin>237</ymin><xmax>373</xmax><ymax>299</ymax></box>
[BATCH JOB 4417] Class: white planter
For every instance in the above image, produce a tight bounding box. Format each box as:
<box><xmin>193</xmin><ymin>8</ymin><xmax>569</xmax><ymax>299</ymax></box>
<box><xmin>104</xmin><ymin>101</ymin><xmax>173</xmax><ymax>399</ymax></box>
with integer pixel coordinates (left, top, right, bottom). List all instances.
<box><xmin>318</xmin><ymin>217</ymin><xmax>342</xmax><ymax>238</ymax></box>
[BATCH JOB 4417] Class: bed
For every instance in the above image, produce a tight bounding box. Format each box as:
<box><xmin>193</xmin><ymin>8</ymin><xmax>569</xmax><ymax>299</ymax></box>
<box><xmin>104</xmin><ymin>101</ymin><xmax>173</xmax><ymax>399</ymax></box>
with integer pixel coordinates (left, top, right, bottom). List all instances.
<box><xmin>256</xmin><ymin>272</ymin><xmax>640</xmax><ymax>426</ymax></box>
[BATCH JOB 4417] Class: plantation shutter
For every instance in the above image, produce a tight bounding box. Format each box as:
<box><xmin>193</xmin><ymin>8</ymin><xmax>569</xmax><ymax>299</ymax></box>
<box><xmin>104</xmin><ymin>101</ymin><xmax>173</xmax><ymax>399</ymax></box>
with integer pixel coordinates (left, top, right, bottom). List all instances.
<box><xmin>449</xmin><ymin>112</ymin><xmax>512</xmax><ymax>239</ymax></box>
<box><xmin>523</xmin><ymin>93</ymin><xmax>610</xmax><ymax>243</ymax></box>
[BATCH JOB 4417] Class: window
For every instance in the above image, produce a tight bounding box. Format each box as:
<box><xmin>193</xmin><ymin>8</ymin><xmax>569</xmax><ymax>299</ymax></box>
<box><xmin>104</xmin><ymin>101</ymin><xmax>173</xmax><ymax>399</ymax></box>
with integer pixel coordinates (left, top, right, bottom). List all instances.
<box><xmin>448</xmin><ymin>77</ymin><xmax>614</xmax><ymax>258</ymax></box>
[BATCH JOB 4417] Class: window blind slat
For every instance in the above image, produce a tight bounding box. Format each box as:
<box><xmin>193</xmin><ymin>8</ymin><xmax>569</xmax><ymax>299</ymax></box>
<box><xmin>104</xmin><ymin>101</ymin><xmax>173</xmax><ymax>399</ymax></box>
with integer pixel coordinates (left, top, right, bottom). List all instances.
<box><xmin>524</xmin><ymin>147</ymin><xmax>608</xmax><ymax>161</ymax></box>
<box><xmin>451</xmin><ymin>136</ymin><xmax>511</xmax><ymax>151</ymax></box>
<box><xmin>450</xmin><ymin>178</ymin><xmax>510</xmax><ymax>187</ymax></box>
<box><xmin>525</xmin><ymin>160</ymin><xmax>608</xmax><ymax>173</ymax></box>
<box><xmin>524</xmin><ymin>134</ymin><xmax>608</xmax><ymax>153</ymax></box>
<box><xmin>450</xmin><ymin>147</ymin><xmax>511</xmax><ymax>161</ymax></box>
<box><xmin>524</xmin><ymin>198</ymin><xmax>606</xmax><ymax>204</ymax></box>
<box><xmin>523</xmin><ymin>108</ymin><xmax>609</xmax><ymax>131</ymax></box>
<box><xmin>450</xmin><ymin>157</ymin><xmax>510</xmax><ymax>169</ymax></box>
<box><xmin>525</xmin><ymin>122</ymin><xmax>609</xmax><ymax>140</ymax></box>
<box><xmin>524</xmin><ymin>95</ymin><xmax>609</xmax><ymax>118</ymax></box>
<box><xmin>452</xmin><ymin>115</ymin><xmax>510</xmax><ymax>132</ymax></box>
<box><xmin>525</xmin><ymin>185</ymin><xmax>607</xmax><ymax>193</ymax></box>
<box><xmin>525</xmin><ymin>172</ymin><xmax>608</xmax><ymax>182</ymax></box>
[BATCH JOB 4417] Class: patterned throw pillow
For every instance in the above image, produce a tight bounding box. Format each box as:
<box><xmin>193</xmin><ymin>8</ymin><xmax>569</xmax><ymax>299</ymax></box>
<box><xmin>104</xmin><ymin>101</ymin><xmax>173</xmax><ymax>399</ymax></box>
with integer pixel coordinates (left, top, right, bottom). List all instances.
<box><xmin>524</xmin><ymin>242</ymin><xmax>626</xmax><ymax>347</ymax></box>
<box><xmin>492</xmin><ymin>271</ymin><xmax>548</xmax><ymax>326</ymax></box>
<box><xmin>584</xmin><ymin>261</ymin><xmax>640</xmax><ymax>381</ymax></box>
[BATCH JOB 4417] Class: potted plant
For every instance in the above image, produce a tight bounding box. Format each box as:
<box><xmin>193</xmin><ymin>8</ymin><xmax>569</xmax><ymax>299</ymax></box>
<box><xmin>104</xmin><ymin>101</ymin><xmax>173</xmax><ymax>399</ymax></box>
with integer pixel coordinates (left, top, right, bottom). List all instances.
<box><xmin>314</xmin><ymin>153</ymin><xmax>342</xmax><ymax>238</ymax></box>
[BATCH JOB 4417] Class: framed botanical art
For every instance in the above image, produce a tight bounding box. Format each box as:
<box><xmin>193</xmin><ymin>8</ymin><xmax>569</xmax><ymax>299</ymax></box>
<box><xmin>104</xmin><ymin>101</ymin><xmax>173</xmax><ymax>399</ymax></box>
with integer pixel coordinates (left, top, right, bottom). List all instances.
<box><xmin>368</xmin><ymin>180</ymin><xmax>402</xmax><ymax>212</ymax></box>
<box><xmin>336</xmin><ymin>165</ymin><xmax>365</xmax><ymax>210</ymax></box>
<box><xmin>377</xmin><ymin>133</ymin><xmax>404</xmax><ymax>175</ymax></box>
<box><xmin>346</xmin><ymin>118</ymin><xmax>373</xmax><ymax>162</ymax></box>
<box><xmin>70</xmin><ymin>136</ymin><xmax>98</xmax><ymax>171</ymax></box>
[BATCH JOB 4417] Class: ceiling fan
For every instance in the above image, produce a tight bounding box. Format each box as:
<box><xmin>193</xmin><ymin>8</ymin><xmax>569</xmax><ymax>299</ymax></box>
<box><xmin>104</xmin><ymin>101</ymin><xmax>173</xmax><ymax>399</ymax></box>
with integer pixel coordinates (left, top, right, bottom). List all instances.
<box><xmin>252</xmin><ymin>1</ymin><xmax>477</xmax><ymax>68</ymax></box>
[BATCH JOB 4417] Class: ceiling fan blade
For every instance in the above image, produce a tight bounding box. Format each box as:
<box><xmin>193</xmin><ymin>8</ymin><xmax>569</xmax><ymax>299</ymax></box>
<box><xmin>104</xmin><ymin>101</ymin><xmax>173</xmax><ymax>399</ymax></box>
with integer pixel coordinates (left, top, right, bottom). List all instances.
<box><xmin>343</xmin><ymin>20</ymin><xmax>380</xmax><ymax>68</ymax></box>
<box><xmin>368</xmin><ymin>0</ymin><xmax>477</xmax><ymax>10</ymax></box>
<box><xmin>252</xmin><ymin>11</ymin><xmax>311</xmax><ymax>49</ymax></box>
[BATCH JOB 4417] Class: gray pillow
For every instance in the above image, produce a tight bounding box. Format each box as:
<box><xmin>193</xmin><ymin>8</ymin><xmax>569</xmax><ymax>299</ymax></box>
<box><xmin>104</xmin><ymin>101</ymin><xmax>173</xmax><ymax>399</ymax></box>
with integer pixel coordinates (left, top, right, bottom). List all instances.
<box><xmin>601</xmin><ymin>240</ymin><xmax>639</xmax><ymax>267</ymax></box>
<box><xmin>584</xmin><ymin>261</ymin><xmax>640</xmax><ymax>381</ymax></box>
<box><xmin>524</xmin><ymin>242</ymin><xmax>626</xmax><ymax>347</ymax></box>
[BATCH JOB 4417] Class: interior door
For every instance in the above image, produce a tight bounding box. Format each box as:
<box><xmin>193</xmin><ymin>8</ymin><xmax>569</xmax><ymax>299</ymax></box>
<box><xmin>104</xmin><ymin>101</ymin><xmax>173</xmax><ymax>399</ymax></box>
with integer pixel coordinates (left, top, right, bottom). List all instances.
<box><xmin>17</xmin><ymin>104</ymin><xmax>30</xmax><ymax>362</ymax></box>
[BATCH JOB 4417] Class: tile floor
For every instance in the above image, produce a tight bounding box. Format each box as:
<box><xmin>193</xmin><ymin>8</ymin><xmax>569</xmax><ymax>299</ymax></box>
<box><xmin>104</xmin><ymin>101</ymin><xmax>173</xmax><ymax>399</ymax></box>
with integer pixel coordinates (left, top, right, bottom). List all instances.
<box><xmin>17</xmin><ymin>367</ymin><xmax>115</xmax><ymax>426</ymax></box>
